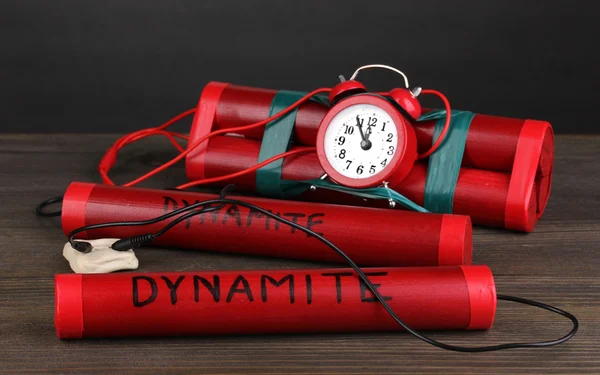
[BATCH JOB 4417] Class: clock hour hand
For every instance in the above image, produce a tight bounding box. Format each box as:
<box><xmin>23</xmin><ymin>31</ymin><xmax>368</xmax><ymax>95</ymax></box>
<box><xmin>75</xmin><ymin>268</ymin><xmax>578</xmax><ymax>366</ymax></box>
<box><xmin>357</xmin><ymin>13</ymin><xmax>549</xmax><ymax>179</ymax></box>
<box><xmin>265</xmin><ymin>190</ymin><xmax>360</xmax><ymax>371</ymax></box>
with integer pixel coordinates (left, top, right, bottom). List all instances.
<box><xmin>356</xmin><ymin>115</ymin><xmax>366</xmax><ymax>141</ymax></box>
<box><xmin>356</xmin><ymin>115</ymin><xmax>372</xmax><ymax>151</ymax></box>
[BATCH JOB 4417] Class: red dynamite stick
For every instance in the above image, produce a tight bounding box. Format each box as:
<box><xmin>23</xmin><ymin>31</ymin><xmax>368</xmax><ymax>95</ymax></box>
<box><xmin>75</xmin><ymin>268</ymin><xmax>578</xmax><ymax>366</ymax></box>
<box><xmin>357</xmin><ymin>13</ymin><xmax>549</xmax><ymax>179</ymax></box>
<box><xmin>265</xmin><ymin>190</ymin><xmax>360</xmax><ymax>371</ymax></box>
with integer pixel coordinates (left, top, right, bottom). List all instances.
<box><xmin>54</xmin><ymin>265</ymin><xmax>496</xmax><ymax>339</ymax></box>
<box><xmin>62</xmin><ymin>182</ymin><xmax>472</xmax><ymax>266</ymax></box>
<box><xmin>192</xmin><ymin>136</ymin><xmax>538</xmax><ymax>231</ymax></box>
<box><xmin>186</xmin><ymin>82</ymin><xmax>553</xmax><ymax>229</ymax></box>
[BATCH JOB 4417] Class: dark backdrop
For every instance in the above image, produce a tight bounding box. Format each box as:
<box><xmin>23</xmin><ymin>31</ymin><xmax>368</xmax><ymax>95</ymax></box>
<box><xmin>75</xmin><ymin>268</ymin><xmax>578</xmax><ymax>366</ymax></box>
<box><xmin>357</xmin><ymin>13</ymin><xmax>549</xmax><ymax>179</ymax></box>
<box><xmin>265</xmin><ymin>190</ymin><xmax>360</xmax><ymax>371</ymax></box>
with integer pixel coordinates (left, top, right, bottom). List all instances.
<box><xmin>1</xmin><ymin>0</ymin><xmax>597</xmax><ymax>133</ymax></box>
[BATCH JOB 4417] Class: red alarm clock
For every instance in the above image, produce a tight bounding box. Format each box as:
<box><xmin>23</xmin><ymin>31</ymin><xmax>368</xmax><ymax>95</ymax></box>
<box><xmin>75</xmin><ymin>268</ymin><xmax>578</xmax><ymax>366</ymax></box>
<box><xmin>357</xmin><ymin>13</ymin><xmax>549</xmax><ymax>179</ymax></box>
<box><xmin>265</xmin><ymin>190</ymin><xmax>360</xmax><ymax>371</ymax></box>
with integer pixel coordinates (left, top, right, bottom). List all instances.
<box><xmin>316</xmin><ymin>66</ymin><xmax>421</xmax><ymax>189</ymax></box>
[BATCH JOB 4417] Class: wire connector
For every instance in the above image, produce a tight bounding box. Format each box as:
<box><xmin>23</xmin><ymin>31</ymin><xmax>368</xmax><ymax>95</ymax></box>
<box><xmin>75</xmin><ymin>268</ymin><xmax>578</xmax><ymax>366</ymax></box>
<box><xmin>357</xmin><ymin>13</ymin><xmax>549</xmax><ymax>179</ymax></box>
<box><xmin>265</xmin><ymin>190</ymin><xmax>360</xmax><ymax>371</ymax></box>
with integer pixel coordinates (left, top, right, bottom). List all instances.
<box><xmin>70</xmin><ymin>240</ymin><xmax>93</xmax><ymax>253</ymax></box>
<box><xmin>111</xmin><ymin>233</ymin><xmax>155</xmax><ymax>251</ymax></box>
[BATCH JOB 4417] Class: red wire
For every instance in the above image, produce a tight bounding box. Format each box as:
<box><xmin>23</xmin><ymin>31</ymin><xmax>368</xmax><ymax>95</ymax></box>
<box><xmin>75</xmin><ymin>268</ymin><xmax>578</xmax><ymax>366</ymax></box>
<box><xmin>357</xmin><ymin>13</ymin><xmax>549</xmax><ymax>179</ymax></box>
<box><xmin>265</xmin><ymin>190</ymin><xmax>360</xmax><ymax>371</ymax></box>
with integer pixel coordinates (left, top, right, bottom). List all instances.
<box><xmin>122</xmin><ymin>130</ymin><xmax>188</xmax><ymax>153</ymax></box>
<box><xmin>156</xmin><ymin>108</ymin><xmax>197</xmax><ymax>130</ymax></box>
<box><xmin>99</xmin><ymin>88</ymin><xmax>331</xmax><ymax>187</ymax></box>
<box><xmin>176</xmin><ymin>147</ymin><xmax>316</xmax><ymax>189</ymax></box>
<box><xmin>98</xmin><ymin>86</ymin><xmax>448</xmax><ymax>187</ymax></box>
<box><xmin>110</xmin><ymin>109</ymin><xmax>195</xmax><ymax>154</ymax></box>
<box><xmin>100</xmin><ymin>126</ymin><xmax>195</xmax><ymax>185</ymax></box>
<box><xmin>417</xmin><ymin>89</ymin><xmax>451</xmax><ymax>160</ymax></box>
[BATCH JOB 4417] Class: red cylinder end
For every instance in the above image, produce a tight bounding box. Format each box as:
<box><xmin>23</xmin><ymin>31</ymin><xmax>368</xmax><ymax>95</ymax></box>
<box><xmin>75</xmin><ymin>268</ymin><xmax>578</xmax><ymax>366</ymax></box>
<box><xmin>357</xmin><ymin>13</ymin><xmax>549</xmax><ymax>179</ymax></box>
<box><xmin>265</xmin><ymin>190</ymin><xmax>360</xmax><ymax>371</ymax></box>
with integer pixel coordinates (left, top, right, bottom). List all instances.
<box><xmin>505</xmin><ymin>119</ymin><xmax>551</xmax><ymax>232</ymax></box>
<box><xmin>535</xmin><ymin>123</ymin><xmax>554</xmax><ymax>218</ymax></box>
<box><xmin>460</xmin><ymin>265</ymin><xmax>497</xmax><ymax>330</ymax></box>
<box><xmin>55</xmin><ymin>274</ymin><xmax>84</xmax><ymax>339</ymax></box>
<box><xmin>61</xmin><ymin>181</ymin><xmax>94</xmax><ymax>238</ymax></box>
<box><xmin>186</xmin><ymin>82</ymin><xmax>229</xmax><ymax>181</ymax></box>
<box><xmin>510</xmin><ymin>188</ymin><xmax>538</xmax><ymax>233</ymax></box>
<box><xmin>438</xmin><ymin>215</ymin><xmax>472</xmax><ymax>266</ymax></box>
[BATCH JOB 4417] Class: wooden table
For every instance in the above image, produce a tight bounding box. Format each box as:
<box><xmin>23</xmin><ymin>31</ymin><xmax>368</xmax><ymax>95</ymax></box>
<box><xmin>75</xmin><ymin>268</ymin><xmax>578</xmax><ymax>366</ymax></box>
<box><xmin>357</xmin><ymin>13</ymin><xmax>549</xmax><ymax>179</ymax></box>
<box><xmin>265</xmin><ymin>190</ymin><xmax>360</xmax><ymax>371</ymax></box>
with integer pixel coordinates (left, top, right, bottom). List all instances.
<box><xmin>1</xmin><ymin>134</ymin><xmax>598</xmax><ymax>374</ymax></box>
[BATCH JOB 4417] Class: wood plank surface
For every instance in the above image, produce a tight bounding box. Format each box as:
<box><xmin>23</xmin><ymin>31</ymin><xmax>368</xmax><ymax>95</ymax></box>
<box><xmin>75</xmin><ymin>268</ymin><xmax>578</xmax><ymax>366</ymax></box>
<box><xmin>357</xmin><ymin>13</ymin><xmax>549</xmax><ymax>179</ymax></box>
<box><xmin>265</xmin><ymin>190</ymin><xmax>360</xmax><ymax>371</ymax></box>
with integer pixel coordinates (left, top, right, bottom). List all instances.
<box><xmin>0</xmin><ymin>134</ymin><xmax>598</xmax><ymax>374</ymax></box>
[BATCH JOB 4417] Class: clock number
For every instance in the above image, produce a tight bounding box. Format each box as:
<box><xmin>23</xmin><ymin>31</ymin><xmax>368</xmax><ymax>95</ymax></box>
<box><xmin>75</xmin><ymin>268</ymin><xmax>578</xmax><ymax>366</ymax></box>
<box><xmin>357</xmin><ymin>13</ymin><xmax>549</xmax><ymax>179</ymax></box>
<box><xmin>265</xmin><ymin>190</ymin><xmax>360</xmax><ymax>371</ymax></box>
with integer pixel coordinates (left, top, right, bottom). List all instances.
<box><xmin>387</xmin><ymin>146</ymin><xmax>395</xmax><ymax>155</ymax></box>
<box><xmin>381</xmin><ymin>122</ymin><xmax>386</xmax><ymax>132</ymax></box>
<box><xmin>356</xmin><ymin>165</ymin><xmax>364</xmax><ymax>175</ymax></box>
<box><xmin>386</xmin><ymin>133</ymin><xmax>393</xmax><ymax>142</ymax></box>
<box><xmin>339</xmin><ymin>149</ymin><xmax>346</xmax><ymax>159</ymax></box>
<box><xmin>381</xmin><ymin>158</ymin><xmax>388</xmax><ymax>167</ymax></box>
<box><xmin>368</xmin><ymin>117</ymin><xmax>377</xmax><ymax>126</ymax></box>
<box><xmin>344</xmin><ymin>125</ymin><xmax>354</xmax><ymax>135</ymax></box>
<box><xmin>369</xmin><ymin>165</ymin><xmax>376</xmax><ymax>174</ymax></box>
<box><xmin>345</xmin><ymin>160</ymin><xmax>352</xmax><ymax>169</ymax></box>
<box><xmin>338</xmin><ymin>136</ymin><xmax>346</xmax><ymax>146</ymax></box>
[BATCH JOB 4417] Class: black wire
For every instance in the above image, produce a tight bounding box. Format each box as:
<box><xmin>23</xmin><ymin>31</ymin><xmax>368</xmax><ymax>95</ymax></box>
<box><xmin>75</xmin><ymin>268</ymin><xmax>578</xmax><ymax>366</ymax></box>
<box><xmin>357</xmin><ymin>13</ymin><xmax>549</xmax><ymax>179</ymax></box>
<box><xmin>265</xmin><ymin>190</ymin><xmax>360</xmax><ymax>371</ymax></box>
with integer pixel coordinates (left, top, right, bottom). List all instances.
<box><xmin>67</xmin><ymin>202</ymin><xmax>224</xmax><ymax>248</ymax></box>
<box><xmin>36</xmin><ymin>196</ymin><xmax>63</xmax><ymax>217</ymax></box>
<box><xmin>66</xmin><ymin>185</ymin><xmax>234</xmax><ymax>248</ymax></box>
<box><xmin>66</xmin><ymin>185</ymin><xmax>578</xmax><ymax>352</ymax></box>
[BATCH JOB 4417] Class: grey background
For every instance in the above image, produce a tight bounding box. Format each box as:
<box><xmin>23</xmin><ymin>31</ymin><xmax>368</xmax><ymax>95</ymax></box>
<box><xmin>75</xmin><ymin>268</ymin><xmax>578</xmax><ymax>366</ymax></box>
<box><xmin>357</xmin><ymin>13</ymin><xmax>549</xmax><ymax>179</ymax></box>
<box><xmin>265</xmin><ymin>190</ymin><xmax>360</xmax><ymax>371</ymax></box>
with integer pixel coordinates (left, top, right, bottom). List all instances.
<box><xmin>1</xmin><ymin>0</ymin><xmax>597</xmax><ymax>133</ymax></box>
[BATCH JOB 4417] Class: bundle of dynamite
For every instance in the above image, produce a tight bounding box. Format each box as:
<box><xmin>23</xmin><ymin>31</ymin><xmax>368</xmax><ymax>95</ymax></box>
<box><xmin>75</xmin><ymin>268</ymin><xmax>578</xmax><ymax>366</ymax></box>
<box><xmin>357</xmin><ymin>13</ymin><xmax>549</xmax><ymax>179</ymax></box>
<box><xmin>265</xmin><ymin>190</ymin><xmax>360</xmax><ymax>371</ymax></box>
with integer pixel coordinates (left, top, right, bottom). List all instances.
<box><xmin>185</xmin><ymin>82</ymin><xmax>552</xmax><ymax>232</ymax></box>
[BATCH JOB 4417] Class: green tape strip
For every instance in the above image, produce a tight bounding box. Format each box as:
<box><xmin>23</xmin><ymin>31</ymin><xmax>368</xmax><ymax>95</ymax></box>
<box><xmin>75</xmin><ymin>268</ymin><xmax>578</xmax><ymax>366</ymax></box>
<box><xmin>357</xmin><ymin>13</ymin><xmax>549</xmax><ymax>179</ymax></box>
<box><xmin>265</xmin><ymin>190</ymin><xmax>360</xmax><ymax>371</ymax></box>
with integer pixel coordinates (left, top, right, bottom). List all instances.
<box><xmin>421</xmin><ymin>110</ymin><xmax>475</xmax><ymax>213</ymax></box>
<box><xmin>256</xmin><ymin>91</ymin><xmax>306</xmax><ymax>198</ymax></box>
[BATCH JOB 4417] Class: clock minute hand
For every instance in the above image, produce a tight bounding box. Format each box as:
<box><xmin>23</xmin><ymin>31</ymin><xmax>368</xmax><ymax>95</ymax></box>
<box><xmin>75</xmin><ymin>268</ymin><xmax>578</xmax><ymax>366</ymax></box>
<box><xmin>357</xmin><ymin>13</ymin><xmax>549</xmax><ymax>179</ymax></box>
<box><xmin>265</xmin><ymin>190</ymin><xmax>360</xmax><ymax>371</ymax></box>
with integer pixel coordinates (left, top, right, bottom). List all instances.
<box><xmin>356</xmin><ymin>115</ymin><xmax>366</xmax><ymax>142</ymax></box>
<box><xmin>356</xmin><ymin>115</ymin><xmax>372</xmax><ymax>151</ymax></box>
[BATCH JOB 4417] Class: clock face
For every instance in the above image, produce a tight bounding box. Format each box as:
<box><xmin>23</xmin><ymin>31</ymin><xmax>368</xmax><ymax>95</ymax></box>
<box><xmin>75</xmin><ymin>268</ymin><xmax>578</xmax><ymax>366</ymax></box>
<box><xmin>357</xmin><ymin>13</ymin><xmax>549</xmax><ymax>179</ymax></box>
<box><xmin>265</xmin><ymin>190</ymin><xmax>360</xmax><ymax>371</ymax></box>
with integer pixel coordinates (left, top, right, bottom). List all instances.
<box><xmin>323</xmin><ymin>103</ymin><xmax>399</xmax><ymax>181</ymax></box>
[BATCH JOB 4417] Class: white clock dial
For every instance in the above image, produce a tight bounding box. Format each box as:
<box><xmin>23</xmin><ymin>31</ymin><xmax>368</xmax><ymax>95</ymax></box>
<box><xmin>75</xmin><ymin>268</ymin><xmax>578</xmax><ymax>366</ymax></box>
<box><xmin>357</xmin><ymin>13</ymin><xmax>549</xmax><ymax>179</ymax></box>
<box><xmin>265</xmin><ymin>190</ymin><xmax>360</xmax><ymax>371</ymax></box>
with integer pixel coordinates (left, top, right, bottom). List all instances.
<box><xmin>323</xmin><ymin>103</ymin><xmax>399</xmax><ymax>180</ymax></box>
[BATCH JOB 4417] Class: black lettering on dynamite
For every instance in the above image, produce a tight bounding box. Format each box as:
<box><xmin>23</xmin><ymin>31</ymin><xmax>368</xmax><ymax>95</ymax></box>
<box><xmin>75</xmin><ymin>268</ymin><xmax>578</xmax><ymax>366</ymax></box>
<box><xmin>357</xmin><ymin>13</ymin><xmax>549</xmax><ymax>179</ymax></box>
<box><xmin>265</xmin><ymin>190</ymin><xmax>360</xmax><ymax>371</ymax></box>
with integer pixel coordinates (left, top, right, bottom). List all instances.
<box><xmin>246</xmin><ymin>207</ymin><xmax>265</xmax><ymax>228</ymax></box>
<box><xmin>307</xmin><ymin>213</ymin><xmax>325</xmax><ymax>237</ymax></box>
<box><xmin>282</xmin><ymin>213</ymin><xmax>305</xmax><ymax>234</ymax></box>
<box><xmin>194</xmin><ymin>275</ymin><xmax>220</xmax><ymax>302</ymax></box>
<box><xmin>358</xmin><ymin>272</ymin><xmax>392</xmax><ymax>302</ymax></box>
<box><xmin>163</xmin><ymin>196</ymin><xmax>178</xmax><ymax>213</ymax></box>
<box><xmin>132</xmin><ymin>272</ymin><xmax>384</xmax><ymax>308</ymax></box>
<box><xmin>188</xmin><ymin>199</ymin><xmax>222</xmax><ymax>225</ymax></box>
<box><xmin>184</xmin><ymin>199</ymin><xmax>221</xmax><ymax>226</ymax></box>
<box><xmin>305</xmin><ymin>274</ymin><xmax>313</xmax><ymax>305</ymax></box>
<box><xmin>321</xmin><ymin>272</ymin><xmax>354</xmax><ymax>304</ymax></box>
<box><xmin>132</xmin><ymin>276</ymin><xmax>158</xmax><ymax>307</ymax></box>
<box><xmin>226</xmin><ymin>275</ymin><xmax>254</xmax><ymax>302</ymax></box>
<box><xmin>161</xmin><ymin>275</ymin><xmax>185</xmax><ymax>305</ymax></box>
<box><xmin>162</xmin><ymin>196</ymin><xmax>201</xmax><ymax>228</ymax></box>
<box><xmin>222</xmin><ymin>205</ymin><xmax>242</xmax><ymax>226</ymax></box>
<box><xmin>162</xmin><ymin>196</ymin><xmax>204</xmax><ymax>227</ymax></box>
<box><xmin>162</xmin><ymin>195</ymin><xmax>220</xmax><ymax>226</ymax></box>
<box><xmin>182</xmin><ymin>199</ymin><xmax>202</xmax><ymax>228</ymax></box>
<box><xmin>261</xmin><ymin>274</ymin><xmax>294</xmax><ymax>303</ymax></box>
<box><xmin>161</xmin><ymin>196</ymin><xmax>326</xmax><ymax>235</ymax></box>
<box><xmin>207</xmin><ymin>208</ymin><xmax>221</xmax><ymax>224</ymax></box>
<box><xmin>265</xmin><ymin>211</ymin><xmax>282</xmax><ymax>231</ymax></box>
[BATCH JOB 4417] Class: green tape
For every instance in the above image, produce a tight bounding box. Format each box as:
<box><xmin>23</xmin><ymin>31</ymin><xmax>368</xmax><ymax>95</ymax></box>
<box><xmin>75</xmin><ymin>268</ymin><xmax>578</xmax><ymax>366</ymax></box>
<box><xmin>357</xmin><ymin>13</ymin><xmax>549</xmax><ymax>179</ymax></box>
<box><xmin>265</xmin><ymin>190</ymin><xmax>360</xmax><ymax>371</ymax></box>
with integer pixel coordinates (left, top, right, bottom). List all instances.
<box><xmin>256</xmin><ymin>91</ymin><xmax>306</xmax><ymax>198</ymax></box>
<box><xmin>256</xmin><ymin>91</ymin><xmax>330</xmax><ymax>198</ymax></box>
<box><xmin>421</xmin><ymin>110</ymin><xmax>475</xmax><ymax>213</ymax></box>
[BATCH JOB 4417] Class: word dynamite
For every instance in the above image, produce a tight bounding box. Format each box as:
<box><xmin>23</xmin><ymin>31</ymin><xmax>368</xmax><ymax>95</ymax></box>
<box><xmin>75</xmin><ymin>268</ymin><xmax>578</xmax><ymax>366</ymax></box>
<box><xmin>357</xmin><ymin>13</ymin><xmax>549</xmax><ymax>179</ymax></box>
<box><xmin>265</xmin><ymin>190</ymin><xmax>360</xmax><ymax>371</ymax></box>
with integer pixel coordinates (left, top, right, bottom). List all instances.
<box><xmin>163</xmin><ymin>196</ymin><xmax>325</xmax><ymax>235</ymax></box>
<box><xmin>132</xmin><ymin>271</ymin><xmax>392</xmax><ymax>307</ymax></box>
